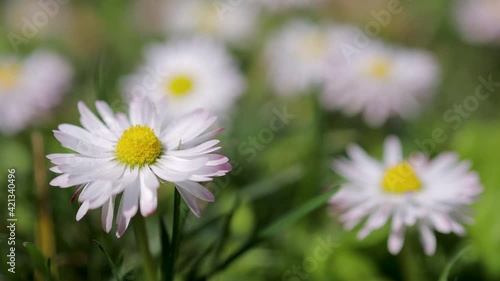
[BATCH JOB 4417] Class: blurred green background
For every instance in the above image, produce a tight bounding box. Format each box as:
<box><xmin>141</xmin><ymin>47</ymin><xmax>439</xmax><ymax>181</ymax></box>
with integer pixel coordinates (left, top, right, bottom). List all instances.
<box><xmin>1</xmin><ymin>0</ymin><xmax>500</xmax><ymax>280</ymax></box>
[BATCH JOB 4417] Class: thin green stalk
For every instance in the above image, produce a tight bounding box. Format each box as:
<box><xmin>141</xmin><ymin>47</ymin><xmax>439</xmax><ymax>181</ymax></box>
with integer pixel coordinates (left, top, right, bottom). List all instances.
<box><xmin>160</xmin><ymin>216</ymin><xmax>170</xmax><ymax>281</ymax></box>
<box><xmin>166</xmin><ymin>189</ymin><xmax>181</xmax><ymax>281</ymax></box>
<box><xmin>132</xmin><ymin>216</ymin><xmax>157</xmax><ymax>281</ymax></box>
<box><xmin>398</xmin><ymin>238</ymin><xmax>426</xmax><ymax>281</ymax></box>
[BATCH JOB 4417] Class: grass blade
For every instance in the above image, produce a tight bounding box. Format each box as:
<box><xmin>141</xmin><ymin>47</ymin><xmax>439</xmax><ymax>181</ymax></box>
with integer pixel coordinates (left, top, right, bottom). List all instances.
<box><xmin>24</xmin><ymin>242</ymin><xmax>56</xmax><ymax>280</ymax></box>
<box><xmin>196</xmin><ymin>187</ymin><xmax>338</xmax><ymax>280</ymax></box>
<box><xmin>93</xmin><ymin>240</ymin><xmax>121</xmax><ymax>281</ymax></box>
<box><xmin>260</xmin><ymin>187</ymin><xmax>337</xmax><ymax>238</ymax></box>
<box><xmin>438</xmin><ymin>246</ymin><xmax>472</xmax><ymax>281</ymax></box>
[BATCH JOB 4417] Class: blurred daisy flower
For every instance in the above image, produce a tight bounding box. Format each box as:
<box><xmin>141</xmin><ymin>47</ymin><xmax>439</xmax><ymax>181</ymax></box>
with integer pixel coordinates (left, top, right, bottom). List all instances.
<box><xmin>322</xmin><ymin>41</ymin><xmax>439</xmax><ymax>127</ymax></box>
<box><xmin>329</xmin><ymin>136</ymin><xmax>482</xmax><ymax>255</ymax></box>
<box><xmin>48</xmin><ymin>97</ymin><xmax>231</xmax><ymax>237</ymax></box>
<box><xmin>265</xmin><ymin>20</ymin><xmax>355</xmax><ymax>96</ymax></box>
<box><xmin>454</xmin><ymin>0</ymin><xmax>500</xmax><ymax>45</ymax></box>
<box><xmin>122</xmin><ymin>38</ymin><xmax>245</xmax><ymax>119</ymax></box>
<box><xmin>257</xmin><ymin>0</ymin><xmax>322</xmax><ymax>11</ymax></box>
<box><xmin>0</xmin><ymin>50</ymin><xmax>72</xmax><ymax>134</ymax></box>
<box><xmin>164</xmin><ymin>0</ymin><xmax>259</xmax><ymax>46</ymax></box>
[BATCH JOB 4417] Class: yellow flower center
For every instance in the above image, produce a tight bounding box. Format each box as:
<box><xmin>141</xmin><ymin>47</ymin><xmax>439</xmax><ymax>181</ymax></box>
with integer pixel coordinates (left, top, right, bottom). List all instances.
<box><xmin>167</xmin><ymin>75</ymin><xmax>194</xmax><ymax>97</ymax></box>
<box><xmin>367</xmin><ymin>59</ymin><xmax>392</xmax><ymax>79</ymax></box>
<box><xmin>382</xmin><ymin>162</ymin><xmax>422</xmax><ymax>194</ymax></box>
<box><xmin>0</xmin><ymin>62</ymin><xmax>20</xmax><ymax>90</ymax></box>
<box><xmin>116</xmin><ymin>125</ymin><xmax>162</xmax><ymax>167</ymax></box>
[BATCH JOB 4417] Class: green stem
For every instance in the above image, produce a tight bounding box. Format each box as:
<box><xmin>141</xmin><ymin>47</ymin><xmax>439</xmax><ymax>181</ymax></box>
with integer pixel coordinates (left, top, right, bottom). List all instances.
<box><xmin>399</xmin><ymin>237</ymin><xmax>426</xmax><ymax>281</ymax></box>
<box><xmin>166</xmin><ymin>189</ymin><xmax>181</xmax><ymax>281</ymax></box>
<box><xmin>132</xmin><ymin>216</ymin><xmax>157</xmax><ymax>281</ymax></box>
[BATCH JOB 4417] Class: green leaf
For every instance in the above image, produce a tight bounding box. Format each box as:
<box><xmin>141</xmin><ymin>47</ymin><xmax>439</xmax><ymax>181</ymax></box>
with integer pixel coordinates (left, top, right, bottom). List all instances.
<box><xmin>196</xmin><ymin>188</ymin><xmax>338</xmax><ymax>280</ymax></box>
<box><xmin>239</xmin><ymin>165</ymin><xmax>303</xmax><ymax>201</ymax></box>
<box><xmin>93</xmin><ymin>240</ymin><xmax>121</xmax><ymax>281</ymax></box>
<box><xmin>212</xmin><ymin>197</ymin><xmax>240</xmax><ymax>264</ymax></box>
<box><xmin>259</xmin><ymin>187</ymin><xmax>337</xmax><ymax>238</ymax></box>
<box><xmin>185</xmin><ymin>167</ymin><xmax>303</xmax><ymax>240</ymax></box>
<box><xmin>450</xmin><ymin>122</ymin><xmax>500</xmax><ymax>275</ymax></box>
<box><xmin>438</xmin><ymin>246</ymin><xmax>472</xmax><ymax>281</ymax></box>
<box><xmin>23</xmin><ymin>242</ymin><xmax>51</xmax><ymax>279</ymax></box>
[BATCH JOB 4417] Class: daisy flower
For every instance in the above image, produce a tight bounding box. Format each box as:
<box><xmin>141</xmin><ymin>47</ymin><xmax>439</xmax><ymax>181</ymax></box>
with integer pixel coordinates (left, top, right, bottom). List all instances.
<box><xmin>163</xmin><ymin>0</ymin><xmax>259</xmax><ymax>46</ymax></box>
<box><xmin>265</xmin><ymin>20</ymin><xmax>356</xmax><ymax>96</ymax></box>
<box><xmin>256</xmin><ymin>0</ymin><xmax>322</xmax><ymax>12</ymax></box>
<box><xmin>454</xmin><ymin>0</ymin><xmax>500</xmax><ymax>45</ymax></box>
<box><xmin>322</xmin><ymin>41</ymin><xmax>439</xmax><ymax>127</ymax></box>
<box><xmin>48</xmin><ymin>97</ymin><xmax>231</xmax><ymax>237</ymax></box>
<box><xmin>0</xmin><ymin>50</ymin><xmax>72</xmax><ymax>134</ymax></box>
<box><xmin>122</xmin><ymin>38</ymin><xmax>245</xmax><ymax>119</ymax></box>
<box><xmin>329</xmin><ymin>136</ymin><xmax>482</xmax><ymax>255</ymax></box>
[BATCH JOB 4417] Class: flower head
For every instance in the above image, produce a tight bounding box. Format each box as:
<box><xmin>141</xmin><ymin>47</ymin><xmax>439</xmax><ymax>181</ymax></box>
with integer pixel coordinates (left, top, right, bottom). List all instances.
<box><xmin>322</xmin><ymin>41</ymin><xmax>440</xmax><ymax>127</ymax></box>
<box><xmin>163</xmin><ymin>0</ymin><xmax>259</xmax><ymax>46</ymax></box>
<box><xmin>122</xmin><ymin>38</ymin><xmax>245</xmax><ymax>119</ymax></box>
<box><xmin>48</xmin><ymin>98</ymin><xmax>231</xmax><ymax>237</ymax></box>
<box><xmin>329</xmin><ymin>136</ymin><xmax>482</xmax><ymax>255</ymax></box>
<box><xmin>265</xmin><ymin>20</ymin><xmax>355</xmax><ymax>96</ymax></box>
<box><xmin>256</xmin><ymin>0</ymin><xmax>322</xmax><ymax>12</ymax></box>
<box><xmin>454</xmin><ymin>0</ymin><xmax>500</xmax><ymax>45</ymax></box>
<box><xmin>0</xmin><ymin>50</ymin><xmax>72</xmax><ymax>134</ymax></box>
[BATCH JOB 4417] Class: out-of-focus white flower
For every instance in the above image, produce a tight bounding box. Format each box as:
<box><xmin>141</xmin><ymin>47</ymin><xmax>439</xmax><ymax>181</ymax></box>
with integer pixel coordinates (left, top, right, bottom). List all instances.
<box><xmin>3</xmin><ymin>0</ymin><xmax>72</xmax><ymax>39</ymax></box>
<box><xmin>0</xmin><ymin>50</ymin><xmax>72</xmax><ymax>134</ymax></box>
<box><xmin>265</xmin><ymin>20</ymin><xmax>355</xmax><ymax>96</ymax></box>
<box><xmin>122</xmin><ymin>38</ymin><xmax>245</xmax><ymax>119</ymax></box>
<box><xmin>164</xmin><ymin>0</ymin><xmax>259</xmax><ymax>46</ymax></box>
<box><xmin>329</xmin><ymin>136</ymin><xmax>482</xmax><ymax>255</ymax></box>
<box><xmin>257</xmin><ymin>0</ymin><xmax>322</xmax><ymax>11</ymax></box>
<box><xmin>454</xmin><ymin>0</ymin><xmax>500</xmax><ymax>45</ymax></box>
<box><xmin>322</xmin><ymin>41</ymin><xmax>439</xmax><ymax>127</ymax></box>
<box><xmin>48</xmin><ymin>97</ymin><xmax>231</xmax><ymax>237</ymax></box>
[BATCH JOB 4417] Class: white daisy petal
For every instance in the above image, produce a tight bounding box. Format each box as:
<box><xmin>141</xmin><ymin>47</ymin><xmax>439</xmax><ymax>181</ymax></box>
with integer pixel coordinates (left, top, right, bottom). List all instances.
<box><xmin>116</xmin><ymin>113</ymin><xmax>131</xmax><ymax>130</ymax></box>
<box><xmin>158</xmin><ymin>156</ymin><xmax>208</xmax><ymax>172</ymax></box>
<box><xmin>76</xmin><ymin>201</ymin><xmax>90</xmax><ymax>221</ymax></box>
<box><xmin>121</xmin><ymin>178</ymin><xmax>140</xmax><ymax>219</ymax></box>
<box><xmin>175</xmin><ymin>181</ymin><xmax>214</xmax><ymax>202</ymax></box>
<box><xmin>383</xmin><ymin>136</ymin><xmax>402</xmax><ymax>167</ymax></box>
<box><xmin>176</xmin><ymin>186</ymin><xmax>202</xmax><ymax>217</ymax></box>
<box><xmin>139</xmin><ymin>173</ymin><xmax>158</xmax><ymax>217</ymax></box>
<box><xmin>167</xmin><ymin>140</ymin><xmax>220</xmax><ymax>156</ymax></box>
<box><xmin>141</xmin><ymin>166</ymin><xmax>160</xmax><ymax>189</ymax></box>
<box><xmin>95</xmin><ymin>101</ymin><xmax>125</xmax><ymax>137</ymax></box>
<box><xmin>182</xmin><ymin>128</ymin><xmax>224</xmax><ymax>148</ymax></box>
<box><xmin>151</xmin><ymin>165</ymin><xmax>191</xmax><ymax>182</ymax></box>
<box><xmin>388</xmin><ymin>227</ymin><xmax>405</xmax><ymax>255</ymax></box>
<box><xmin>78</xmin><ymin>102</ymin><xmax>114</xmax><ymax>139</ymax></box>
<box><xmin>102</xmin><ymin>197</ymin><xmax>115</xmax><ymax>233</ymax></box>
<box><xmin>53</xmin><ymin>131</ymin><xmax>111</xmax><ymax>157</ymax></box>
<box><xmin>49</xmin><ymin>174</ymin><xmax>72</xmax><ymax>188</ymax></box>
<box><xmin>419</xmin><ymin>224</ymin><xmax>437</xmax><ymax>256</ymax></box>
<box><xmin>357</xmin><ymin>205</ymin><xmax>392</xmax><ymax>239</ymax></box>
